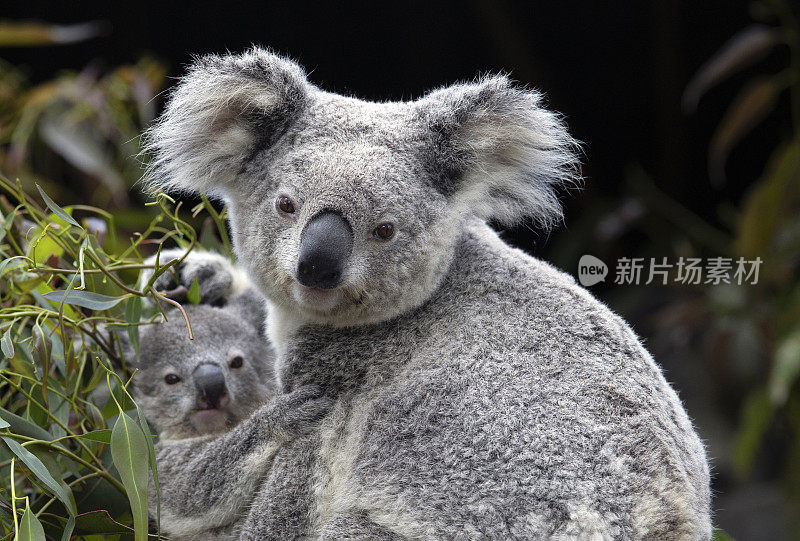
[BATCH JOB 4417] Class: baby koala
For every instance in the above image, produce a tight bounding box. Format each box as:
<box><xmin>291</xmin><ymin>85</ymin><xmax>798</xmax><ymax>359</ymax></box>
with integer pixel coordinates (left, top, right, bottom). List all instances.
<box><xmin>128</xmin><ymin>252</ymin><xmax>332</xmax><ymax>539</ymax></box>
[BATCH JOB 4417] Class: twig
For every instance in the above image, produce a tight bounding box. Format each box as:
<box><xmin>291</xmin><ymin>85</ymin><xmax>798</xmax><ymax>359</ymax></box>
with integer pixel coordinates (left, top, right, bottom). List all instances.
<box><xmin>151</xmin><ymin>289</ymin><xmax>194</xmax><ymax>340</ymax></box>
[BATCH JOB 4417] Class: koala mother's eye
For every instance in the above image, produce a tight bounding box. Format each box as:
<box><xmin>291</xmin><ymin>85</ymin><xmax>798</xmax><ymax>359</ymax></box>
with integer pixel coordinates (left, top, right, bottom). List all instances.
<box><xmin>164</xmin><ymin>374</ymin><xmax>181</xmax><ymax>385</ymax></box>
<box><xmin>229</xmin><ymin>356</ymin><xmax>244</xmax><ymax>369</ymax></box>
<box><xmin>373</xmin><ymin>223</ymin><xmax>395</xmax><ymax>240</ymax></box>
<box><xmin>276</xmin><ymin>195</ymin><xmax>296</xmax><ymax>216</ymax></box>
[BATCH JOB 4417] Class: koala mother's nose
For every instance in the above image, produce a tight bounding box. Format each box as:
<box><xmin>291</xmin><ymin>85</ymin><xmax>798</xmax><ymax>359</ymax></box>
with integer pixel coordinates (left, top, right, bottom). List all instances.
<box><xmin>297</xmin><ymin>211</ymin><xmax>353</xmax><ymax>289</ymax></box>
<box><xmin>193</xmin><ymin>364</ymin><xmax>227</xmax><ymax>408</ymax></box>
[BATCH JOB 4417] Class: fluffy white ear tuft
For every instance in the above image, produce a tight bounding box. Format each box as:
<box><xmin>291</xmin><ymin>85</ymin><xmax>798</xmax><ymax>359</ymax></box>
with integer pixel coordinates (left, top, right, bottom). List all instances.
<box><xmin>419</xmin><ymin>75</ymin><xmax>582</xmax><ymax>229</ymax></box>
<box><xmin>142</xmin><ymin>47</ymin><xmax>309</xmax><ymax>196</ymax></box>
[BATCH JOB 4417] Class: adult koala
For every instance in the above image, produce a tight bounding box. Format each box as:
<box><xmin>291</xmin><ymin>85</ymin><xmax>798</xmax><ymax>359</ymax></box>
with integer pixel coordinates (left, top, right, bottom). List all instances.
<box><xmin>129</xmin><ymin>254</ymin><xmax>332</xmax><ymax>539</ymax></box>
<box><xmin>145</xmin><ymin>48</ymin><xmax>712</xmax><ymax>539</ymax></box>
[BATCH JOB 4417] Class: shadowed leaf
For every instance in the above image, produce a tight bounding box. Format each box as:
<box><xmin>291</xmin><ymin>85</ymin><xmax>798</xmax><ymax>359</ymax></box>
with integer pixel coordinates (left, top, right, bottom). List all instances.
<box><xmin>0</xmin><ymin>408</ymin><xmax>58</xmax><ymax>443</ymax></box>
<box><xmin>35</xmin><ymin>184</ymin><xmax>81</xmax><ymax>229</ymax></box>
<box><xmin>736</xmin><ymin>140</ymin><xmax>800</xmax><ymax>257</ymax></box>
<box><xmin>110</xmin><ymin>412</ymin><xmax>149</xmax><ymax>541</ymax></box>
<box><xmin>0</xmin><ymin>21</ymin><xmax>105</xmax><ymax>47</ymax></box>
<box><xmin>2</xmin><ymin>438</ymin><xmax>75</xmax><ymax>513</ymax></box>
<box><xmin>683</xmin><ymin>25</ymin><xmax>779</xmax><ymax>112</ymax></box>
<box><xmin>708</xmin><ymin>76</ymin><xmax>783</xmax><ymax>185</ymax></box>
<box><xmin>732</xmin><ymin>389</ymin><xmax>774</xmax><ymax>474</ymax></box>
<box><xmin>768</xmin><ymin>325</ymin><xmax>800</xmax><ymax>406</ymax></box>
<box><xmin>125</xmin><ymin>296</ymin><xmax>142</xmax><ymax>359</ymax></box>
<box><xmin>43</xmin><ymin>290</ymin><xmax>125</xmax><ymax>311</ymax></box>
<box><xmin>74</xmin><ymin>510</ymin><xmax>134</xmax><ymax>534</ymax></box>
<box><xmin>1</xmin><ymin>327</ymin><xmax>14</xmax><ymax>358</ymax></box>
<box><xmin>187</xmin><ymin>276</ymin><xmax>201</xmax><ymax>304</ymax></box>
<box><xmin>78</xmin><ymin>429</ymin><xmax>112</xmax><ymax>444</ymax></box>
<box><xmin>17</xmin><ymin>504</ymin><xmax>46</xmax><ymax>541</ymax></box>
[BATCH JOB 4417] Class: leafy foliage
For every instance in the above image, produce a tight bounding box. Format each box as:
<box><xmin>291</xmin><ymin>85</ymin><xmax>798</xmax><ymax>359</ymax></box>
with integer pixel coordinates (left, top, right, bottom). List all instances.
<box><xmin>0</xmin><ymin>175</ymin><xmax>215</xmax><ymax>539</ymax></box>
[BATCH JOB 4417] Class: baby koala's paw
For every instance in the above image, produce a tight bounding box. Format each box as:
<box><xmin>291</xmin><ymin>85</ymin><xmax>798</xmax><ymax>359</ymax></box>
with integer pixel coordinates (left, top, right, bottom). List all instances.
<box><xmin>139</xmin><ymin>249</ymin><xmax>250</xmax><ymax>306</ymax></box>
<box><xmin>269</xmin><ymin>385</ymin><xmax>335</xmax><ymax>438</ymax></box>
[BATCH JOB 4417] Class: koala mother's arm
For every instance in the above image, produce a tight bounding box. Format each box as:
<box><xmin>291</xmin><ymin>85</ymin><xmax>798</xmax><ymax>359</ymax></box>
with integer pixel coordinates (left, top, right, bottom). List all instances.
<box><xmin>149</xmin><ymin>385</ymin><xmax>332</xmax><ymax>536</ymax></box>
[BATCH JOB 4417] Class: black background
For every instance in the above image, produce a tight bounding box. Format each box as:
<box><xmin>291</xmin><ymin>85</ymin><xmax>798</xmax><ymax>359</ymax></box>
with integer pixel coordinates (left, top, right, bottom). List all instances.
<box><xmin>3</xmin><ymin>0</ymin><xmax>780</xmax><ymax>256</ymax></box>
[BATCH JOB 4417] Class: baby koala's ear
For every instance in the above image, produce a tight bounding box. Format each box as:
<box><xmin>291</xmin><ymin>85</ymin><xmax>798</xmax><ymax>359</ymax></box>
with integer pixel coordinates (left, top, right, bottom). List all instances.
<box><xmin>417</xmin><ymin>75</ymin><xmax>581</xmax><ymax>229</ymax></box>
<box><xmin>144</xmin><ymin>47</ymin><xmax>309</xmax><ymax>196</ymax></box>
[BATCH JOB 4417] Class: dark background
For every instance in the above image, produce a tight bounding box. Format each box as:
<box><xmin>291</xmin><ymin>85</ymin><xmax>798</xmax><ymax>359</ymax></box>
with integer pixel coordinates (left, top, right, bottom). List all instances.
<box><xmin>3</xmin><ymin>0</ymin><xmax>773</xmax><ymax>235</ymax></box>
<box><xmin>3</xmin><ymin>2</ymin><xmax>796</xmax><ymax>539</ymax></box>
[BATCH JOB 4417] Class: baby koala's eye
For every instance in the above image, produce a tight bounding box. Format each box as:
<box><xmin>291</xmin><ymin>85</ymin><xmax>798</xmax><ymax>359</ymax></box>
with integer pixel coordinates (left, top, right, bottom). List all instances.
<box><xmin>276</xmin><ymin>195</ymin><xmax>296</xmax><ymax>215</ymax></box>
<box><xmin>229</xmin><ymin>356</ymin><xmax>244</xmax><ymax>369</ymax></box>
<box><xmin>164</xmin><ymin>374</ymin><xmax>181</xmax><ymax>385</ymax></box>
<box><xmin>373</xmin><ymin>223</ymin><xmax>395</xmax><ymax>240</ymax></box>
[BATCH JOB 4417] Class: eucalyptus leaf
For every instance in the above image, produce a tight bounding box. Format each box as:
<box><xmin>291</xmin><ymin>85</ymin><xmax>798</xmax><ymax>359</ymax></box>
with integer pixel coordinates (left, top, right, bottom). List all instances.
<box><xmin>0</xmin><ymin>257</ymin><xmax>24</xmax><ymax>280</ymax></box>
<box><xmin>187</xmin><ymin>276</ymin><xmax>201</xmax><ymax>305</ymax></box>
<box><xmin>35</xmin><ymin>183</ymin><xmax>81</xmax><ymax>229</ymax></box>
<box><xmin>683</xmin><ymin>25</ymin><xmax>778</xmax><ymax>112</ymax></box>
<box><xmin>136</xmin><ymin>403</ymin><xmax>160</xmax><ymax>536</ymax></box>
<box><xmin>78</xmin><ymin>429</ymin><xmax>112</xmax><ymax>444</ymax></box>
<box><xmin>1</xmin><ymin>436</ymin><xmax>76</xmax><ymax>516</ymax></box>
<box><xmin>1</xmin><ymin>327</ymin><xmax>13</xmax><ymax>358</ymax></box>
<box><xmin>0</xmin><ymin>407</ymin><xmax>58</xmax><ymax>443</ymax></box>
<box><xmin>43</xmin><ymin>289</ymin><xmax>125</xmax><ymax>311</ymax></box>
<box><xmin>110</xmin><ymin>411</ymin><xmax>149</xmax><ymax>541</ymax></box>
<box><xmin>125</xmin><ymin>296</ymin><xmax>142</xmax><ymax>360</ymax></box>
<box><xmin>73</xmin><ymin>509</ymin><xmax>134</xmax><ymax>534</ymax></box>
<box><xmin>708</xmin><ymin>76</ymin><xmax>783</xmax><ymax>185</ymax></box>
<box><xmin>17</xmin><ymin>504</ymin><xmax>46</xmax><ymax>541</ymax></box>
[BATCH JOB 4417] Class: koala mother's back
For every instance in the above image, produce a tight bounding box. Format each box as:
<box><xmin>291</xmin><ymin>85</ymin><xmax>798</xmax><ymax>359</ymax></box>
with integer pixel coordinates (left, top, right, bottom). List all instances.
<box><xmin>285</xmin><ymin>222</ymin><xmax>711</xmax><ymax>540</ymax></box>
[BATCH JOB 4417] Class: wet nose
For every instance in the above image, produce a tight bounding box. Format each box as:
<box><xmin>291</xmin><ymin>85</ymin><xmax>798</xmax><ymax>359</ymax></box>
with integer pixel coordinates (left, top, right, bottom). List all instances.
<box><xmin>297</xmin><ymin>211</ymin><xmax>353</xmax><ymax>289</ymax></box>
<box><xmin>193</xmin><ymin>364</ymin><xmax>227</xmax><ymax>408</ymax></box>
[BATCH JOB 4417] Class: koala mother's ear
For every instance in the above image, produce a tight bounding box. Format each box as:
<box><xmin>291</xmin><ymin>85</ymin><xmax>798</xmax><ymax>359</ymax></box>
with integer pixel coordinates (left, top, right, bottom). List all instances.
<box><xmin>143</xmin><ymin>47</ymin><xmax>309</xmax><ymax>196</ymax></box>
<box><xmin>418</xmin><ymin>75</ymin><xmax>582</xmax><ymax>229</ymax></box>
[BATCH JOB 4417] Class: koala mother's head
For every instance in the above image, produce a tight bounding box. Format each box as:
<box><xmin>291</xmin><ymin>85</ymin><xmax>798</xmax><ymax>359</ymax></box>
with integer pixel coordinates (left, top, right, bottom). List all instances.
<box><xmin>145</xmin><ymin>48</ymin><xmax>579</xmax><ymax>326</ymax></box>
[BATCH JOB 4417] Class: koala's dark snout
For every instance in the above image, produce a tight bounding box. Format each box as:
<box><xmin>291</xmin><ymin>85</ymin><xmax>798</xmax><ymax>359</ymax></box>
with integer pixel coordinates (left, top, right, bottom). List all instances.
<box><xmin>297</xmin><ymin>211</ymin><xmax>353</xmax><ymax>289</ymax></box>
<box><xmin>193</xmin><ymin>364</ymin><xmax>228</xmax><ymax>409</ymax></box>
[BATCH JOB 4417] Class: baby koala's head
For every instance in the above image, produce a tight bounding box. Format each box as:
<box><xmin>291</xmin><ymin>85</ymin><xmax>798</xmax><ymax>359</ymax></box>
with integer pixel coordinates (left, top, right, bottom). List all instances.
<box><xmin>127</xmin><ymin>293</ymin><xmax>275</xmax><ymax>440</ymax></box>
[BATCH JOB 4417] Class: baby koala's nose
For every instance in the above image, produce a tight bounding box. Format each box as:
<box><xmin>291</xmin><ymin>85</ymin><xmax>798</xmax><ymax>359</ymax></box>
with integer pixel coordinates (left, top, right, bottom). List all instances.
<box><xmin>193</xmin><ymin>364</ymin><xmax>228</xmax><ymax>409</ymax></box>
<box><xmin>297</xmin><ymin>211</ymin><xmax>353</xmax><ymax>289</ymax></box>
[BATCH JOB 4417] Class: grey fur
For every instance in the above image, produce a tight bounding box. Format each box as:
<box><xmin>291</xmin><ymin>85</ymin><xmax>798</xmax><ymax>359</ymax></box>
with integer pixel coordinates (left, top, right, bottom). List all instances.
<box><xmin>130</xmin><ymin>267</ymin><xmax>332</xmax><ymax>538</ymax></box>
<box><xmin>144</xmin><ymin>48</ymin><xmax>711</xmax><ymax>539</ymax></box>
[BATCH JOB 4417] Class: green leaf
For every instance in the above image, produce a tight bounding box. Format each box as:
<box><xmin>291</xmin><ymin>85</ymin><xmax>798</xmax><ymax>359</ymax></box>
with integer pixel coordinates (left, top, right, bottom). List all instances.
<box><xmin>135</xmin><ymin>404</ymin><xmax>160</xmax><ymax>537</ymax></box>
<box><xmin>768</xmin><ymin>325</ymin><xmax>800</xmax><ymax>406</ymax></box>
<box><xmin>0</xmin><ymin>257</ymin><xmax>24</xmax><ymax>280</ymax></box>
<box><xmin>42</xmin><ymin>289</ymin><xmax>124</xmax><ymax>311</ymax></box>
<box><xmin>708</xmin><ymin>76</ymin><xmax>784</xmax><ymax>185</ymax></box>
<box><xmin>187</xmin><ymin>276</ymin><xmax>201</xmax><ymax>305</ymax></box>
<box><xmin>735</xmin><ymin>140</ymin><xmax>800</xmax><ymax>257</ymax></box>
<box><xmin>1</xmin><ymin>437</ymin><xmax>76</xmax><ymax>516</ymax></box>
<box><xmin>35</xmin><ymin>183</ymin><xmax>82</xmax><ymax>229</ymax></box>
<box><xmin>0</xmin><ymin>21</ymin><xmax>103</xmax><ymax>46</ymax></box>
<box><xmin>732</xmin><ymin>389</ymin><xmax>774</xmax><ymax>475</ymax></box>
<box><xmin>17</xmin><ymin>503</ymin><xmax>46</xmax><ymax>541</ymax></box>
<box><xmin>0</xmin><ymin>417</ymin><xmax>9</xmax><ymax>429</ymax></box>
<box><xmin>683</xmin><ymin>25</ymin><xmax>778</xmax><ymax>112</ymax></box>
<box><xmin>0</xmin><ymin>407</ymin><xmax>58</xmax><ymax>443</ymax></box>
<box><xmin>73</xmin><ymin>509</ymin><xmax>134</xmax><ymax>534</ymax></box>
<box><xmin>712</xmin><ymin>528</ymin><xmax>737</xmax><ymax>541</ymax></box>
<box><xmin>78</xmin><ymin>429</ymin><xmax>112</xmax><ymax>444</ymax></box>
<box><xmin>110</xmin><ymin>412</ymin><xmax>149</xmax><ymax>541</ymax></box>
<box><xmin>39</xmin><ymin>119</ymin><xmax>129</xmax><ymax>200</ymax></box>
<box><xmin>27</xmin><ymin>446</ymin><xmax>77</xmax><ymax>541</ymax></box>
<box><xmin>125</xmin><ymin>296</ymin><xmax>142</xmax><ymax>360</ymax></box>
<box><xmin>1</xmin><ymin>327</ymin><xmax>13</xmax><ymax>358</ymax></box>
